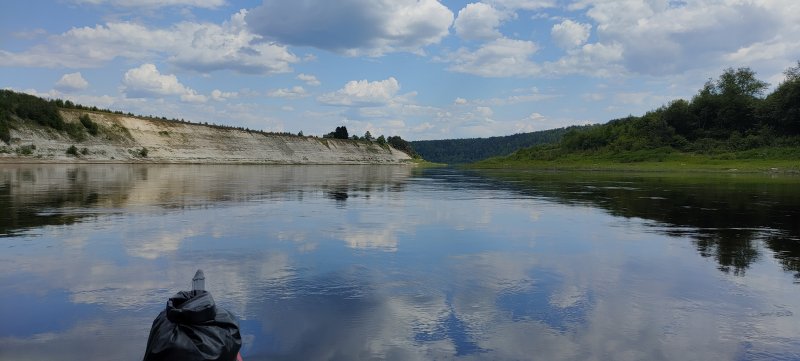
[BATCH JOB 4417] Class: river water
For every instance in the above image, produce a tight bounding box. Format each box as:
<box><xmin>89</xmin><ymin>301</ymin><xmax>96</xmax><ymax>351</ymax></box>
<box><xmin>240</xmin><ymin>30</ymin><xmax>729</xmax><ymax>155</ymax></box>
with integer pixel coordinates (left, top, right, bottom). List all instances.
<box><xmin>1</xmin><ymin>164</ymin><xmax>799</xmax><ymax>361</ymax></box>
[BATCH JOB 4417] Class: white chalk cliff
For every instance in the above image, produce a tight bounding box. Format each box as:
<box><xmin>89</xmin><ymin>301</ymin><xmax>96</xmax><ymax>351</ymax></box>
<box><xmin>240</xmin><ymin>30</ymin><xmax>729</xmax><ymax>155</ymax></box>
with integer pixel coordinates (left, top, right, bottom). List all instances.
<box><xmin>0</xmin><ymin>110</ymin><xmax>412</xmax><ymax>164</ymax></box>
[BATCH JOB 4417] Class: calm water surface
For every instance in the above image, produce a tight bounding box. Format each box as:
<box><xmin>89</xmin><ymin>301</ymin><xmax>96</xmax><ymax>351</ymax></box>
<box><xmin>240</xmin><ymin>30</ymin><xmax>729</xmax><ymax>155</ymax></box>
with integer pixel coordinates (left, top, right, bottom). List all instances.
<box><xmin>1</xmin><ymin>164</ymin><xmax>800</xmax><ymax>361</ymax></box>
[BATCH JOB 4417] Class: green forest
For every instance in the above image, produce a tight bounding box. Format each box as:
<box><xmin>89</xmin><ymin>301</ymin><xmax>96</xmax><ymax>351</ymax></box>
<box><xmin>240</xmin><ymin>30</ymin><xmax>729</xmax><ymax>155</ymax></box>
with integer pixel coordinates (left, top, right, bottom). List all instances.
<box><xmin>473</xmin><ymin>63</ymin><xmax>800</xmax><ymax>170</ymax></box>
<box><xmin>410</xmin><ymin>125</ymin><xmax>591</xmax><ymax>164</ymax></box>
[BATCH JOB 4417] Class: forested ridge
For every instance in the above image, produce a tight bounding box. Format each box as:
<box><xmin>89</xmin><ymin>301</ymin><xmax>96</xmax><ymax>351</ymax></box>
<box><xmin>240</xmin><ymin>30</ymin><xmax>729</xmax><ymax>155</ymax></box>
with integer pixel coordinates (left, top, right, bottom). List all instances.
<box><xmin>410</xmin><ymin>125</ymin><xmax>591</xmax><ymax>164</ymax></box>
<box><xmin>476</xmin><ymin>63</ymin><xmax>800</xmax><ymax>166</ymax></box>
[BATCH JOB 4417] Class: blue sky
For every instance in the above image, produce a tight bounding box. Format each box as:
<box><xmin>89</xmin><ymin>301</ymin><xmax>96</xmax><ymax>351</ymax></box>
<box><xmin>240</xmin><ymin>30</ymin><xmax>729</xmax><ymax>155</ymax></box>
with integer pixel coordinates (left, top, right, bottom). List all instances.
<box><xmin>2</xmin><ymin>0</ymin><xmax>799</xmax><ymax>140</ymax></box>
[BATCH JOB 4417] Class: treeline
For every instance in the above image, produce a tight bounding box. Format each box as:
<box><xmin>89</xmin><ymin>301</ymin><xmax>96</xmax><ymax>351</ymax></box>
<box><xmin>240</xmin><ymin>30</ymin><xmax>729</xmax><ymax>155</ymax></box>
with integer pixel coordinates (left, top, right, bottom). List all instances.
<box><xmin>411</xmin><ymin>125</ymin><xmax>592</xmax><ymax>164</ymax></box>
<box><xmin>494</xmin><ymin>62</ymin><xmax>800</xmax><ymax>163</ymax></box>
<box><xmin>322</xmin><ymin>125</ymin><xmax>418</xmax><ymax>158</ymax></box>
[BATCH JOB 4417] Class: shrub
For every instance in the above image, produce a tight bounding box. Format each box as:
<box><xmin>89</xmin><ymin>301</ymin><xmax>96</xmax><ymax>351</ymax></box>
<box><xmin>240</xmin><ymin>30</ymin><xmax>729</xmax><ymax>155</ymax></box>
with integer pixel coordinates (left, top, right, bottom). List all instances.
<box><xmin>139</xmin><ymin>147</ymin><xmax>148</xmax><ymax>158</ymax></box>
<box><xmin>79</xmin><ymin>114</ymin><xmax>99</xmax><ymax>136</ymax></box>
<box><xmin>66</xmin><ymin>145</ymin><xmax>79</xmax><ymax>156</ymax></box>
<box><xmin>16</xmin><ymin>144</ymin><xmax>35</xmax><ymax>156</ymax></box>
<box><xmin>65</xmin><ymin>122</ymin><xmax>86</xmax><ymax>141</ymax></box>
<box><xmin>387</xmin><ymin>135</ymin><xmax>418</xmax><ymax>158</ymax></box>
<box><xmin>0</xmin><ymin>115</ymin><xmax>10</xmax><ymax>144</ymax></box>
<box><xmin>0</xmin><ymin>129</ymin><xmax>9</xmax><ymax>144</ymax></box>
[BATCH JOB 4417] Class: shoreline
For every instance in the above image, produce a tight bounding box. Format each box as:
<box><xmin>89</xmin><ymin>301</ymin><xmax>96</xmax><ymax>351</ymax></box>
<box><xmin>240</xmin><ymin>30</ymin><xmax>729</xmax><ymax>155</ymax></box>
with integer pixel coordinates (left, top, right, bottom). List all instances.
<box><xmin>0</xmin><ymin>158</ymin><xmax>418</xmax><ymax>166</ymax></box>
<box><xmin>465</xmin><ymin>160</ymin><xmax>800</xmax><ymax>175</ymax></box>
<box><xmin>1</xmin><ymin>109</ymin><xmax>414</xmax><ymax>165</ymax></box>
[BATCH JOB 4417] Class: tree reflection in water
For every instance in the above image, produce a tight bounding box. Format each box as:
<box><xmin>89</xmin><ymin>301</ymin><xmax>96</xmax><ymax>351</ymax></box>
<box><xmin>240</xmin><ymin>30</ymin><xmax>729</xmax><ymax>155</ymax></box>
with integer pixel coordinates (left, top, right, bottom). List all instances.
<box><xmin>3</xmin><ymin>165</ymin><xmax>799</xmax><ymax>279</ymax></box>
<box><xmin>474</xmin><ymin>170</ymin><xmax>800</xmax><ymax>280</ymax></box>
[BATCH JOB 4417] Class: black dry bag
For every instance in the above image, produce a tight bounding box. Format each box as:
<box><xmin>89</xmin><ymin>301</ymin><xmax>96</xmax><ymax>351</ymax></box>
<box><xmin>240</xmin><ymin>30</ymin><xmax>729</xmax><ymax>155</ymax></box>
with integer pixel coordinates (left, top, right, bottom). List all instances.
<box><xmin>142</xmin><ymin>284</ymin><xmax>241</xmax><ymax>361</ymax></box>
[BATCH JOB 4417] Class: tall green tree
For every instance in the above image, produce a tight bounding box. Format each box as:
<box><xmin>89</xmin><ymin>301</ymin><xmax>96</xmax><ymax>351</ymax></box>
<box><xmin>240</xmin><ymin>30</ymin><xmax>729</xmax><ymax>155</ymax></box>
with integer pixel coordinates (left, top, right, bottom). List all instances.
<box><xmin>761</xmin><ymin>62</ymin><xmax>800</xmax><ymax>134</ymax></box>
<box><xmin>334</xmin><ymin>126</ymin><xmax>348</xmax><ymax>139</ymax></box>
<box><xmin>690</xmin><ymin>67</ymin><xmax>768</xmax><ymax>137</ymax></box>
<box><xmin>661</xmin><ymin>99</ymin><xmax>696</xmax><ymax>139</ymax></box>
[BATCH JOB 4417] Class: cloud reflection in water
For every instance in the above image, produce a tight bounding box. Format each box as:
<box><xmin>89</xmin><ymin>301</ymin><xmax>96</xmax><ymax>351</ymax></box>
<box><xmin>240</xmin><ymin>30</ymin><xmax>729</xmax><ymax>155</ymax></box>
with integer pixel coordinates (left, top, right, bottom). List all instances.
<box><xmin>1</xmin><ymin>165</ymin><xmax>800</xmax><ymax>360</ymax></box>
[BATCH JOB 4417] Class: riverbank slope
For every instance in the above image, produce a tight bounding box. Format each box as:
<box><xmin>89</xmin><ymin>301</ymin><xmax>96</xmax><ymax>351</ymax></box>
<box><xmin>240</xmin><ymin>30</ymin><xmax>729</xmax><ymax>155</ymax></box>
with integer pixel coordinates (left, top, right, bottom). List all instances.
<box><xmin>0</xmin><ymin>109</ymin><xmax>412</xmax><ymax>164</ymax></box>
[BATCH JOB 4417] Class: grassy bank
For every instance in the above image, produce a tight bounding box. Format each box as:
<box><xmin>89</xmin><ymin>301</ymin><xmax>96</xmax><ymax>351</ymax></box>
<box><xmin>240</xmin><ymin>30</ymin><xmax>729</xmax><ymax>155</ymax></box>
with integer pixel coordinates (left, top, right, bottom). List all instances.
<box><xmin>469</xmin><ymin>146</ymin><xmax>800</xmax><ymax>173</ymax></box>
<box><xmin>408</xmin><ymin>158</ymin><xmax>447</xmax><ymax>168</ymax></box>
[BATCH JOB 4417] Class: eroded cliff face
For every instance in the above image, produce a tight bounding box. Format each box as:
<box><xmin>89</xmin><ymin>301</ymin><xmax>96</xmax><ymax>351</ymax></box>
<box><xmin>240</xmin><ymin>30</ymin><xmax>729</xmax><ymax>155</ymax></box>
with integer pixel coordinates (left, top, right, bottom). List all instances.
<box><xmin>0</xmin><ymin>110</ymin><xmax>412</xmax><ymax>164</ymax></box>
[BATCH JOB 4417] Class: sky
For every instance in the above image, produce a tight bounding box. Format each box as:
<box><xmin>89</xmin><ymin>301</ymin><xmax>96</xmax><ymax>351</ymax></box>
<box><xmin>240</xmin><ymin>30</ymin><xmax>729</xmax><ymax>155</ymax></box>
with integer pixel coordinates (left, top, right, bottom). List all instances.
<box><xmin>1</xmin><ymin>0</ymin><xmax>799</xmax><ymax>141</ymax></box>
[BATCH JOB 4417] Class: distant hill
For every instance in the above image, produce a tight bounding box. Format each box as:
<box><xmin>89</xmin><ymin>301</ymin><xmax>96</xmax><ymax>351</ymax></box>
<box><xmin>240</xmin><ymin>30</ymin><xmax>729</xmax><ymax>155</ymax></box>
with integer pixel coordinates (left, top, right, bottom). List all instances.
<box><xmin>410</xmin><ymin>125</ymin><xmax>593</xmax><ymax>164</ymax></box>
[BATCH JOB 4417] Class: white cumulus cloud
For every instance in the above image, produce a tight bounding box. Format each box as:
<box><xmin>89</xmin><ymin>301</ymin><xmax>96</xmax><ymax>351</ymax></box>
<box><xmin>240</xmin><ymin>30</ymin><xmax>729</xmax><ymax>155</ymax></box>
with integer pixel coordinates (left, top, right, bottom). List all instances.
<box><xmin>122</xmin><ymin>63</ymin><xmax>206</xmax><ymax>103</ymax></box>
<box><xmin>318</xmin><ymin>77</ymin><xmax>403</xmax><ymax>106</ymax></box>
<box><xmin>544</xmin><ymin>41</ymin><xmax>625</xmax><ymax>77</ymax></box>
<box><xmin>0</xmin><ymin>10</ymin><xmax>298</xmax><ymax>75</ymax></box>
<box><xmin>454</xmin><ymin>3</ymin><xmax>509</xmax><ymax>41</ymax></box>
<box><xmin>55</xmin><ymin>72</ymin><xmax>89</xmax><ymax>92</ymax></box>
<box><xmin>442</xmin><ymin>0</ymin><xmax>800</xmax><ymax>79</ymax></box>
<box><xmin>574</xmin><ymin>0</ymin><xmax>800</xmax><ymax>76</ymax></box>
<box><xmin>168</xmin><ymin>10</ymin><xmax>298</xmax><ymax>74</ymax></box>
<box><xmin>297</xmin><ymin>73</ymin><xmax>321</xmax><ymax>86</ymax></box>
<box><xmin>246</xmin><ymin>0</ymin><xmax>454</xmax><ymax>56</ymax></box>
<box><xmin>551</xmin><ymin>19</ymin><xmax>591</xmax><ymax>49</ymax></box>
<box><xmin>446</xmin><ymin>37</ymin><xmax>540</xmax><ymax>77</ymax></box>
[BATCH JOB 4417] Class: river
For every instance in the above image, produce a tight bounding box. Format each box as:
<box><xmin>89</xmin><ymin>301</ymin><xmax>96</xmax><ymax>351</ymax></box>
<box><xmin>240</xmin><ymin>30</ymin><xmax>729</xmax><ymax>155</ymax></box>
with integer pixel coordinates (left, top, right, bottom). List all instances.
<box><xmin>1</xmin><ymin>165</ymin><xmax>799</xmax><ymax>360</ymax></box>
